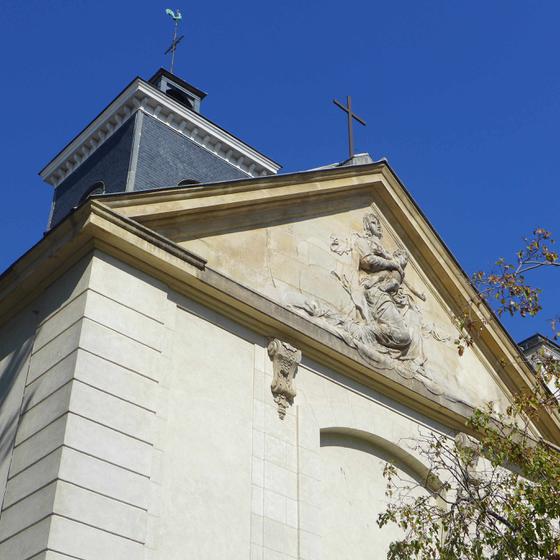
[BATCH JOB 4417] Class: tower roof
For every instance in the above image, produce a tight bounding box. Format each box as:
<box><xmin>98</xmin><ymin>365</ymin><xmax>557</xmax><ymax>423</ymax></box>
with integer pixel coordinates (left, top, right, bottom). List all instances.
<box><xmin>39</xmin><ymin>70</ymin><xmax>281</xmax><ymax>189</ymax></box>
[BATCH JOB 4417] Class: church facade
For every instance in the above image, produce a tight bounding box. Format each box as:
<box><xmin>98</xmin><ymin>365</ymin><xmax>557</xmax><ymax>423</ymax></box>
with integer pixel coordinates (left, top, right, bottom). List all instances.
<box><xmin>0</xmin><ymin>70</ymin><xmax>558</xmax><ymax>559</ymax></box>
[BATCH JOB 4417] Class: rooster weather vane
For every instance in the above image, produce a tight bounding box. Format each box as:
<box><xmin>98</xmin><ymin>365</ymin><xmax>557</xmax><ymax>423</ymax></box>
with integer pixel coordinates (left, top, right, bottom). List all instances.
<box><xmin>164</xmin><ymin>8</ymin><xmax>184</xmax><ymax>73</ymax></box>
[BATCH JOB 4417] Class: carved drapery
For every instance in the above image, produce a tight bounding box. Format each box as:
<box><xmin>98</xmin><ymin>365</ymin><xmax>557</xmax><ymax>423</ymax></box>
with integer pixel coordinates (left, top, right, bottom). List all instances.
<box><xmin>284</xmin><ymin>205</ymin><xmax>461</xmax><ymax>401</ymax></box>
<box><xmin>267</xmin><ymin>338</ymin><xmax>301</xmax><ymax>419</ymax></box>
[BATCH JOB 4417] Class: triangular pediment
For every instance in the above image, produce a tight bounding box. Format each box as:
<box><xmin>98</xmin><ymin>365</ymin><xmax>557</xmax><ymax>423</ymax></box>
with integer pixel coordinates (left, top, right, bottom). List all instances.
<box><xmin>99</xmin><ymin>162</ymin><xmax>555</xmax><ymax>433</ymax></box>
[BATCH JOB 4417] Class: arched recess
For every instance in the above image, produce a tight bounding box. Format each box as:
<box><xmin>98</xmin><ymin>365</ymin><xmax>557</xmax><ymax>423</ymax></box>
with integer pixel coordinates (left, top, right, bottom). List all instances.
<box><xmin>79</xmin><ymin>181</ymin><xmax>105</xmax><ymax>205</ymax></box>
<box><xmin>321</xmin><ymin>427</ymin><xmax>441</xmax><ymax>492</ymax></box>
<box><xmin>318</xmin><ymin>427</ymin><xmax>442</xmax><ymax>560</ymax></box>
<box><xmin>177</xmin><ymin>178</ymin><xmax>201</xmax><ymax>187</ymax></box>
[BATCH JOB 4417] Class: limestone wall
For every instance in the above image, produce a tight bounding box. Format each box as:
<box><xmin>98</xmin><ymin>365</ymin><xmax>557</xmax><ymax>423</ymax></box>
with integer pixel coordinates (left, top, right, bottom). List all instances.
<box><xmin>177</xmin><ymin>198</ymin><xmax>511</xmax><ymax>413</ymax></box>
<box><xmin>0</xmin><ymin>253</ymin><xmax>168</xmax><ymax>559</ymax></box>
<box><xmin>138</xmin><ymin>289</ymin><xmax>445</xmax><ymax>559</ymax></box>
<box><xmin>0</xmin><ymin>245</ymin><xmax>514</xmax><ymax>559</ymax></box>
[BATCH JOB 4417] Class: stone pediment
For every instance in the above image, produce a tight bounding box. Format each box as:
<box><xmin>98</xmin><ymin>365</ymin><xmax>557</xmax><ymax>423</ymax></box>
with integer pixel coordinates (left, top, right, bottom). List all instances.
<box><xmin>99</xmin><ymin>162</ymin><xmax>531</xmax><ymax>413</ymax></box>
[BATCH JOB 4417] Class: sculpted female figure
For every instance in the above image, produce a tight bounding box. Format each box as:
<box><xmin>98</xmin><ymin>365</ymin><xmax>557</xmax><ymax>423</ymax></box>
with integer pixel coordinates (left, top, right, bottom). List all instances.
<box><xmin>353</xmin><ymin>214</ymin><xmax>412</xmax><ymax>348</ymax></box>
<box><xmin>289</xmin><ymin>207</ymin><xmax>428</xmax><ymax>376</ymax></box>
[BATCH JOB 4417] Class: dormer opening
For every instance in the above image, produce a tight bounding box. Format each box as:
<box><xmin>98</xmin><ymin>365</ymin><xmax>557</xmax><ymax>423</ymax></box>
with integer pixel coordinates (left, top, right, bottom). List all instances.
<box><xmin>166</xmin><ymin>86</ymin><xmax>195</xmax><ymax>110</ymax></box>
<box><xmin>149</xmin><ymin>68</ymin><xmax>206</xmax><ymax>113</ymax></box>
<box><xmin>79</xmin><ymin>181</ymin><xmax>105</xmax><ymax>204</ymax></box>
<box><xmin>177</xmin><ymin>178</ymin><xmax>201</xmax><ymax>187</ymax></box>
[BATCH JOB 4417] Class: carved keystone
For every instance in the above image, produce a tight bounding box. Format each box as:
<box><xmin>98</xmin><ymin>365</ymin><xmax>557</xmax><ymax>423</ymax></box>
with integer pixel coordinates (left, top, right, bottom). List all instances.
<box><xmin>267</xmin><ymin>339</ymin><xmax>302</xmax><ymax>419</ymax></box>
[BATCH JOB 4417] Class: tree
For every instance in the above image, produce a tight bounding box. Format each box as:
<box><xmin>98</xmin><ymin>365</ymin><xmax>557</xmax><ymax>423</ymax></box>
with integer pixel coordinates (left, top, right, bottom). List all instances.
<box><xmin>377</xmin><ymin>229</ymin><xmax>560</xmax><ymax>559</ymax></box>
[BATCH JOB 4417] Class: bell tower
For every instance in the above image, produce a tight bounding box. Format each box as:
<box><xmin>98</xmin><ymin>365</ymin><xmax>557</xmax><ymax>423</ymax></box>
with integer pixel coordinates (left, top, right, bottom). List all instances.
<box><xmin>40</xmin><ymin>69</ymin><xmax>280</xmax><ymax>228</ymax></box>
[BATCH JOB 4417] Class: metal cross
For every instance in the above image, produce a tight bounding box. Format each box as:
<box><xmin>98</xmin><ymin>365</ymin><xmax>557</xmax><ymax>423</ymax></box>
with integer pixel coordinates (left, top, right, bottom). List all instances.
<box><xmin>333</xmin><ymin>96</ymin><xmax>366</xmax><ymax>159</ymax></box>
<box><xmin>165</xmin><ymin>8</ymin><xmax>183</xmax><ymax>74</ymax></box>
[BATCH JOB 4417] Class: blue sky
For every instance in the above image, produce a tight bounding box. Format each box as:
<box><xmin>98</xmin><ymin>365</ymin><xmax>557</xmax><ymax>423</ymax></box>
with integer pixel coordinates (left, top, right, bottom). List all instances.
<box><xmin>0</xmin><ymin>0</ymin><xmax>558</xmax><ymax>342</ymax></box>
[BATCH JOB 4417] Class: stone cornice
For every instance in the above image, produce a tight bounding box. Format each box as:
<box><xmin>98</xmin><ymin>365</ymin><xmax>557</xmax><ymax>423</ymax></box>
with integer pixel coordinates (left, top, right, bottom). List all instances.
<box><xmin>39</xmin><ymin>79</ymin><xmax>281</xmax><ymax>188</ymax></box>
<box><xmin>1</xmin><ymin>198</ymin><xmax>559</xmax><ymax>444</ymax></box>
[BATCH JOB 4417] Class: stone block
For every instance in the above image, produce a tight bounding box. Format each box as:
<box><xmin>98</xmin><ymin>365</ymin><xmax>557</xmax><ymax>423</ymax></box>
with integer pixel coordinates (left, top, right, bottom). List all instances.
<box><xmin>88</xmin><ymin>253</ymin><xmax>166</xmax><ymax>323</ymax></box>
<box><xmin>15</xmin><ymin>382</ymin><xmax>72</xmax><ymax>445</ymax></box>
<box><xmin>307</xmin><ymin>244</ymin><xmax>337</xmax><ymax>271</ymax></box>
<box><xmin>0</xmin><ymin>516</ymin><xmax>51</xmax><ymax>560</ymax></box>
<box><xmin>74</xmin><ymin>349</ymin><xmax>157</xmax><ymax>411</ymax></box>
<box><xmin>35</xmin><ymin>257</ymin><xmax>92</xmax><ymax>324</ymax></box>
<box><xmin>264</xmin><ymin>462</ymin><xmax>297</xmax><ymax>501</ymax></box>
<box><xmin>298</xmin><ymin>501</ymin><xmax>321</xmax><ymax>536</ymax></box>
<box><xmin>9</xmin><ymin>416</ymin><xmax>67</xmax><ymax>476</ymax></box>
<box><xmin>84</xmin><ymin>290</ymin><xmax>163</xmax><ymax>350</ymax></box>
<box><xmin>251</xmin><ymin>543</ymin><xmax>264</xmax><ymax>560</ymax></box>
<box><xmin>299</xmin><ymin>474</ymin><xmax>321</xmax><ymax>507</ymax></box>
<box><xmin>253</xmin><ymin>368</ymin><xmax>266</xmax><ymax>402</ymax></box>
<box><xmin>268</xmin><ymin>254</ymin><xmax>301</xmax><ymax>290</ymax></box>
<box><xmin>253</xmin><ymin>400</ymin><xmax>266</xmax><ymax>432</ymax></box>
<box><xmin>58</xmin><ymin>447</ymin><xmax>150</xmax><ymax>509</ymax></box>
<box><xmin>64</xmin><ymin>414</ymin><xmax>152</xmax><ymax>475</ymax></box>
<box><xmin>69</xmin><ymin>380</ymin><xmax>155</xmax><ymax>443</ymax></box>
<box><xmin>3</xmin><ymin>448</ymin><xmax>62</xmax><ymax>508</ymax></box>
<box><xmin>44</xmin><ymin>552</ymin><xmax>84</xmax><ymax>560</ymax></box>
<box><xmin>263</xmin><ymin>489</ymin><xmax>286</xmax><ymax>524</ymax></box>
<box><xmin>265</xmin><ymin>434</ymin><xmax>287</xmax><ymax>466</ymax></box>
<box><xmin>49</xmin><ymin>514</ymin><xmax>144</xmax><ymax>559</ymax></box>
<box><xmin>254</xmin><ymin>341</ymin><xmax>267</xmax><ymax>373</ymax></box>
<box><xmin>78</xmin><ymin>318</ymin><xmax>160</xmax><ymax>381</ymax></box>
<box><xmin>33</xmin><ymin>292</ymin><xmax>87</xmax><ymax>353</ymax></box>
<box><xmin>54</xmin><ymin>481</ymin><xmax>147</xmax><ymax>542</ymax></box>
<box><xmin>0</xmin><ymin>481</ymin><xmax>57</xmax><ymax>541</ymax></box>
<box><xmin>252</xmin><ymin>457</ymin><xmax>264</xmax><ymax>488</ymax></box>
<box><xmin>253</xmin><ymin>429</ymin><xmax>265</xmax><ymax>460</ymax></box>
<box><xmin>263</xmin><ymin>518</ymin><xmax>298</xmax><ymax>557</ymax></box>
<box><xmin>263</xmin><ymin>549</ymin><xmax>290</xmax><ymax>560</ymax></box>
<box><xmin>27</xmin><ymin>322</ymin><xmax>81</xmax><ymax>382</ymax></box>
<box><xmin>269</xmin><ymin>227</ymin><xmax>297</xmax><ymax>257</ymax></box>
<box><xmin>251</xmin><ymin>484</ymin><xmax>264</xmax><ymax>516</ymax></box>
<box><xmin>264</xmin><ymin>401</ymin><xmax>296</xmax><ymax>442</ymax></box>
<box><xmin>251</xmin><ymin>513</ymin><xmax>264</xmax><ymax>546</ymax></box>
<box><xmin>25</xmin><ymin>352</ymin><xmax>77</xmax><ymax>404</ymax></box>
<box><xmin>286</xmin><ymin>443</ymin><xmax>298</xmax><ymax>473</ymax></box>
<box><xmin>299</xmin><ymin>447</ymin><xmax>321</xmax><ymax>480</ymax></box>
<box><xmin>299</xmin><ymin>529</ymin><xmax>321</xmax><ymax>560</ymax></box>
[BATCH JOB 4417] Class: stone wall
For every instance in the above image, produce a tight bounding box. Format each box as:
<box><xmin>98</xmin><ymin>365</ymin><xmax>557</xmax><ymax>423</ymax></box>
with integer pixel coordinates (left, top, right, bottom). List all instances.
<box><xmin>0</xmin><ymin>246</ymin><xmax>508</xmax><ymax>558</ymax></box>
<box><xmin>0</xmin><ymin>253</ymin><xmax>167</xmax><ymax>558</ymax></box>
<box><xmin>176</xmin><ymin>197</ymin><xmax>510</xmax><ymax>413</ymax></box>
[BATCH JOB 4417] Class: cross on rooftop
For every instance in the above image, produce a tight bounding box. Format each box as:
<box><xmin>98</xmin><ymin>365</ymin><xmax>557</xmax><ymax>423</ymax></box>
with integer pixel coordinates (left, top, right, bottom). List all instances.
<box><xmin>164</xmin><ymin>8</ymin><xmax>183</xmax><ymax>74</ymax></box>
<box><xmin>333</xmin><ymin>96</ymin><xmax>366</xmax><ymax>160</ymax></box>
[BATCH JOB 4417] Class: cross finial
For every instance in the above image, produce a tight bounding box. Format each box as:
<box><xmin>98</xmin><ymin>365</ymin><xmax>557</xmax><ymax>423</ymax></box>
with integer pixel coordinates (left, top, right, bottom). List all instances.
<box><xmin>333</xmin><ymin>96</ymin><xmax>366</xmax><ymax>160</ymax></box>
<box><xmin>164</xmin><ymin>8</ymin><xmax>184</xmax><ymax>74</ymax></box>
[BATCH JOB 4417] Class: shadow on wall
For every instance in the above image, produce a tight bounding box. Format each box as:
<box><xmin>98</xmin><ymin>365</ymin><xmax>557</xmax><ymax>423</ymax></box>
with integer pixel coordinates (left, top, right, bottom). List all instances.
<box><xmin>0</xmin><ymin>335</ymin><xmax>35</xmax><ymax>466</ymax></box>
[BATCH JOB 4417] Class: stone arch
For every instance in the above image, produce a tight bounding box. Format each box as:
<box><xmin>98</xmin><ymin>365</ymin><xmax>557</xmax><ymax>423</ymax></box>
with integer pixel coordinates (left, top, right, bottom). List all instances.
<box><xmin>320</xmin><ymin>426</ymin><xmax>441</xmax><ymax>492</ymax></box>
<box><xmin>313</xmin><ymin>419</ymin><xmax>444</xmax><ymax>559</ymax></box>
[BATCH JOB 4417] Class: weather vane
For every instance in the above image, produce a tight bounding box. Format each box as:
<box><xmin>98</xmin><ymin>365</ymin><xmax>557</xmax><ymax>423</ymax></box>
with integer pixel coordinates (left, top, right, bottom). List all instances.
<box><xmin>164</xmin><ymin>8</ymin><xmax>184</xmax><ymax>74</ymax></box>
<box><xmin>333</xmin><ymin>96</ymin><xmax>366</xmax><ymax>160</ymax></box>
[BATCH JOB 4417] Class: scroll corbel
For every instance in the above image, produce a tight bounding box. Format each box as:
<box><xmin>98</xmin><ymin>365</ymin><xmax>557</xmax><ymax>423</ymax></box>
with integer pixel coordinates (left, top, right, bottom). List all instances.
<box><xmin>267</xmin><ymin>338</ymin><xmax>302</xmax><ymax>419</ymax></box>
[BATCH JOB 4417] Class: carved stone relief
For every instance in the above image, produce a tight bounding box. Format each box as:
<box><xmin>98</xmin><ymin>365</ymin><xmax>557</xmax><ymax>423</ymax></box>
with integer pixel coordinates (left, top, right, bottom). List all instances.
<box><xmin>267</xmin><ymin>338</ymin><xmax>302</xmax><ymax>419</ymax></box>
<box><xmin>287</xmin><ymin>205</ymin><xmax>453</xmax><ymax>396</ymax></box>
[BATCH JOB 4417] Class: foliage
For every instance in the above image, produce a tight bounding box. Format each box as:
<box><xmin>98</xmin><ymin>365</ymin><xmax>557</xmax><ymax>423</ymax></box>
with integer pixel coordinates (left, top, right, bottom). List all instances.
<box><xmin>378</xmin><ymin>229</ymin><xmax>560</xmax><ymax>559</ymax></box>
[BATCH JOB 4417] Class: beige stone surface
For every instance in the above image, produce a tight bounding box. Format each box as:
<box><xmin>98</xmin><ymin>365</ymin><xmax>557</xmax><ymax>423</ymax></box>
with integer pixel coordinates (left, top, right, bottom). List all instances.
<box><xmin>0</xmin><ymin>162</ymin><xmax>556</xmax><ymax>558</ymax></box>
<box><xmin>170</xmin><ymin>195</ymin><xmax>510</xmax><ymax>412</ymax></box>
<box><xmin>148</xmin><ymin>301</ymin><xmax>254</xmax><ymax>559</ymax></box>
